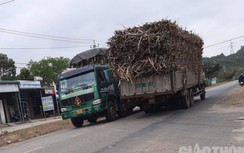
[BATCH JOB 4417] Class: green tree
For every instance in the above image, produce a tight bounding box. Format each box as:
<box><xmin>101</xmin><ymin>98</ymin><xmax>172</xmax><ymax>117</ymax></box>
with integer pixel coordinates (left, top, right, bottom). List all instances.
<box><xmin>0</xmin><ymin>53</ymin><xmax>16</xmax><ymax>80</ymax></box>
<box><xmin>203</xmin><ymin>61</ymin><xmax>222</xmax><ymax>78</ymax></box>
<box><xmin>16</xmin><ymin>68</ymin><xmax>34</xmax><ymax>80</ymax></box>
<box><xmin>28</xmin><ymin>57</ymin><xmax>69</xmax><ymax>86</ymax></box>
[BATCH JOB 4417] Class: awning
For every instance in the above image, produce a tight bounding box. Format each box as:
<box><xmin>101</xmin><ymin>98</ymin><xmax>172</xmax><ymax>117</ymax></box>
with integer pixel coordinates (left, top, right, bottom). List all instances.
<box><xmin>0</xmin><ymin>83</ymin><xmax>19</xmax><ymax>93</ymax></box>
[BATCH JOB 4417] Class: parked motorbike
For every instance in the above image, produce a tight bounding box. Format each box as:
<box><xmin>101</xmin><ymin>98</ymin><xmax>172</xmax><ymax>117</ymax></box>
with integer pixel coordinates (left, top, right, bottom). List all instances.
<box><xmin>240</xmin><ymin>82</ymin><xmax>244</xmax><ymax>87</ymax></box>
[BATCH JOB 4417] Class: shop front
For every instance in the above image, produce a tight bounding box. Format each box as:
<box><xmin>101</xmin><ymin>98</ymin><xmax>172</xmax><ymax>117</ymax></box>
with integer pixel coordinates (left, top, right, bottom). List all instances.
<box><xmin>0</xmin><ymin>80</ymin><xmax>56</xmax><ymax>124</ymax></box>
<box><xmin>0</xmin><ymin>81</ymin><xmax>20</xmax><ymax>124</ymax></box>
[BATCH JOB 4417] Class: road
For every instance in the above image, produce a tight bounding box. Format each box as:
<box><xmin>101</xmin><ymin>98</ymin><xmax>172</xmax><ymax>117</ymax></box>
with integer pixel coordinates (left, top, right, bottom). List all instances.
<box><xmin>1</xmin><ymin>81</ymin><xmax>243</xmax><ymax>153</ymax></box>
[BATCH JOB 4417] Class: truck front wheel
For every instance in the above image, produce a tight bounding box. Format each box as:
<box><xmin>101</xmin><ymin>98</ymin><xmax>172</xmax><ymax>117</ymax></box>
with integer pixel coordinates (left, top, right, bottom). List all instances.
<box><xmin>105</xmin><ymin>101</ymin><xmax>117</xmax><ymax>121</ymax></box>
<box><xmin>88</xmin><ymin>117</ymin><xmax>97</xmax><ymax>123</ymax></box>
<box><xmin>71</xmin><ymin>117</ymin><xmax>84</xmax><ymax>128</ymax></box>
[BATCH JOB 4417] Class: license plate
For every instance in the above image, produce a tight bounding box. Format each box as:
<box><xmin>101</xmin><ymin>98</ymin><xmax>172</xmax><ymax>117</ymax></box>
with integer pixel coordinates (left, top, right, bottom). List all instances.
<box><xmin>76</xmin><ymin>109</ymin><xmax>83</xmax><ymax>114</ymax></box>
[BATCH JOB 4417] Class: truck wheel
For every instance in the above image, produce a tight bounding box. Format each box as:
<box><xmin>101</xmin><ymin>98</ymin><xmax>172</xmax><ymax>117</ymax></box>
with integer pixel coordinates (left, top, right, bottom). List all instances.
<box><xmin>71</xmin><ymin>117</ymin><xmax>84</xmax><ymax>128</ymax></box>
<box><xmin>118</xmin><ymin>102</ymin><xmax>128</xmax><ymax>117</ymax></box>
<box><xmin>181</xmin><ymin>90</ymin><xmax>190</xmax><ymax>109</ymax></box>
<box><xmin>88</xmin><ymin>117</ymin><xmax>97</xmax><ymax>123</ymax></box>
<box><xmin>127</xmin><ymin>106</ymin><xmax>135</xmax><ymax>113</ymax></box>
<box><xmin>200</xmin><ymin>90</ymin><xmax>206</xmax><ymax>100</ymax></box>
<box><xmin>105</xmin><ymin>101</ymin><xmax>117</xmax><ymax>121</ymax></box>
<box><xmin>144</xmin><ymin>105</ymin><xmax>154</xmax><ymax>113</ymax></box>
<box><xmin>189</xmin><ymin>89</ymin><xmax>194</xmax><ymax>106</ymax></box>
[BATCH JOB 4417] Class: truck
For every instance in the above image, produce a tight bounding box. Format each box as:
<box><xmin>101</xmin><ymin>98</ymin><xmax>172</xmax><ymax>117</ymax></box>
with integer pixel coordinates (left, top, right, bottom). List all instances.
<box><xmin>58</xmin><ymin>48</ymin><xmax>125</xmax><ymax>127</ymax></box>
<box><xmin>58</xmin><ymin>20</ymin><xmax>206</xmax><ymax>127</ymax></box>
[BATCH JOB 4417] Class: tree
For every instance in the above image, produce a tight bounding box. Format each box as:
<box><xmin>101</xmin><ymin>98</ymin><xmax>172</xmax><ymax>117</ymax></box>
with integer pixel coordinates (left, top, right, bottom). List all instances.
<box><xmin>28</xmin><ymin>57</ymin><xmax>70</xmax><ymax>86</ymax></box>
<box><xmin>203</xmin><ymin>61</ymin><xmax>222</xmax><ymax>78</ymax></box>
<box><xmin>16</xmin><ymin>68</ymin><xmax>34</xmax><ymax>80</ymax></box>
<box><xmin>0</xmin><ymin>53</ymin><xmax>16</xmax><ymax>80</ymax></box>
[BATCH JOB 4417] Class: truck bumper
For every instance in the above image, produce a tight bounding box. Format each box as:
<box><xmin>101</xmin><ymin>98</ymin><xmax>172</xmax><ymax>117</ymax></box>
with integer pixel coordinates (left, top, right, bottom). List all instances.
<box><xmin>61</xmin><ymin>104</ymin><xmax>106</xmax><ymax>120</ymax></box>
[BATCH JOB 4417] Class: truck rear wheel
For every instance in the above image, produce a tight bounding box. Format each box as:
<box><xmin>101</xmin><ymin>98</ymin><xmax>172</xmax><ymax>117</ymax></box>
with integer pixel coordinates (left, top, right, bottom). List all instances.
<box><xmin>105</xmin><ymin>101</ymin><xmax>117</xmax><ymax>121</ymax></box>
<box><xmin>144</xmin><ymin>105</ymin><xmax>154</xmax><ymax>113</ymax></box>
<box><xmin>200</xmin><ymin>90</ymin><xmax>206</xmax><ymax>100</ymax></box>
<box><xmin>71</xmin><ymin>117</ymin><xmax>84</xmax><ymax>128</ymax></box>
<box><xmin>181</xmin><ymin>90</ymin><xmax>190</xmax><ymax>109</ymax></box>
<box><xmin>189</xmin><ymin>89</ymin><xmax>194</xmax><ymax>106</ymax></box>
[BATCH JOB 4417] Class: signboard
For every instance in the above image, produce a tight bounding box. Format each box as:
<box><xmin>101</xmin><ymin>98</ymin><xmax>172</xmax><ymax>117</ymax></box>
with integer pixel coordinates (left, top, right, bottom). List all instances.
<box><xmin>18</xmin><ymin>80</ymin><xmax>41</xmax><ymax>89</ymax></box>
<box><xmin>45</xmin><ymin>89</ymin><xmax>53</xmax><ymax>94</ymax></box>
<box><xmin>0</xmin><ymin>84</ymin><xmax>19</xmax><ymax>93</ymax></box>
<box><xmin>41</xmin><ymin>96</ymin><xmax>54</xmax><ymax>111</ymax></box>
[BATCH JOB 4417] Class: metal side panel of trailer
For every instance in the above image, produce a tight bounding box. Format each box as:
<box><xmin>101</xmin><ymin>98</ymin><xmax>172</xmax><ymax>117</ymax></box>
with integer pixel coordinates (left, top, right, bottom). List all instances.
<box><xmin>120</xmin><ymin>70</ymin><xmax>203</xmax><ymax>99</ymax></box>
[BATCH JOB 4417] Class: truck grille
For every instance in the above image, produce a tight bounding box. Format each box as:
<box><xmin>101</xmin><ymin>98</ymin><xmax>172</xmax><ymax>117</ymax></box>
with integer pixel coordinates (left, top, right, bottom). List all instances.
<box><xmin>61</xmin><ymin>92</ymin><xmax>94</xmax><ymax>106</ymax></box>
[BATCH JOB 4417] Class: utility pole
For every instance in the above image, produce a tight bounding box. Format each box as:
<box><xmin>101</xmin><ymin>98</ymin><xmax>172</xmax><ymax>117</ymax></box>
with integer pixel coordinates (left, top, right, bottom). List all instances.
<box><xmin>230</xmin><ymin>41</ymin><xmax>234</xmax><ymax>55</ymax></box>
<box><xmin>90</xmin><ymin>40</ymin><xmax>99</xmax><ymax>49</ymax></box>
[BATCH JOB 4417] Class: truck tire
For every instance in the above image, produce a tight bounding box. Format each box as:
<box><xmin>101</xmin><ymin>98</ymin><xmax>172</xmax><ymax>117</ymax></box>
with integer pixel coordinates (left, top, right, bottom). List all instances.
<box><xmin>118</xmin><ymin>102</ymin><xmax>128</xmax><ymax>117</ymax></box>
<box><xmin>105</xmin><ymin>101</ymin><xmax>117</xmax><ymax>121</ymax></box>
<box><xmin>144</xmin><ymin>105</ymin><xmax>154</xmax><ymax>113</ymax></box>
<box><xmin>189</xmin><ymin>89</ymin><xmax>194</xmax><ymax>106</ymax></box>
<box><xmin>127</xmin><ymin>106</ymin><xmax>135</xmax><ymax>113</ymax></box>
<box><xmin>181</xmin><ymin>90</ymin><xmax>190</xmax><ymax>109</ymax></box>
<box><xmin>71</xmin><ymin>117</ymin><xmax>84</xmax><ymax>128</ymax></box>
<box><xmin>200</xmin><ymin>90</ymin><xmax>206</xmax><ymax>100</ymax></box>
<box><xmin>88</xmin><ymin>117</ymin><xmax>97</xmax><ymax>123</ymax></box>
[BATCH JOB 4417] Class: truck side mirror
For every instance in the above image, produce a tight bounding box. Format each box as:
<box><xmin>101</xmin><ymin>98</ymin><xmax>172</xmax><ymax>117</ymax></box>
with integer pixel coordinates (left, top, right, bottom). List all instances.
<box><xmin>98</xmin><ymin>70</ymin><xmax>106</xmax><ymax>82</ymax></box>
<box><xmin>56</xmin><ymin>83</ymin><xmax>59</xmax><ymax>91</ymax></box>
<box><xmin>104</xmin><ymin>70</ymin><xmax>112</xmax><ymax>83</ymax></box>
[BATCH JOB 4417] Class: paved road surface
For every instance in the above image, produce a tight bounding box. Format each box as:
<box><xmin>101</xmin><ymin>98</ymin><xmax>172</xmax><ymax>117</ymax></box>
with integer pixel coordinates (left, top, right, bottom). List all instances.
<box><xmin>1</xmin><ymin>81</ymin><xmax>243</xmax><ymax>153</ymax></box>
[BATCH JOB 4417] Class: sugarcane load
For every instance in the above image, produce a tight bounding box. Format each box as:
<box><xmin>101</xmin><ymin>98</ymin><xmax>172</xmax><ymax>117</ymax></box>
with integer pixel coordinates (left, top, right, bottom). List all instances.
<box><xmin>107</xmin><ymin>19</ymin><xmax>204</xmax><ymax>82</ymax></box>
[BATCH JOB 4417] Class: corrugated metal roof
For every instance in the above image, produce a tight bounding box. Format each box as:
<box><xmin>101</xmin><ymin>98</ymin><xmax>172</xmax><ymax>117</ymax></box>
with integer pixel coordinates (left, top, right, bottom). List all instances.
<box><xmin>0</xmin><ymin>80</ymin><xmax>19</xmax><ymax>84</ymax></box>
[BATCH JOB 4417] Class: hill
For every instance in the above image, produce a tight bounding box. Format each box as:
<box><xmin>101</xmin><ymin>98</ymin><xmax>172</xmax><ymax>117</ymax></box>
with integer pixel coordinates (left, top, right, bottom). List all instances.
<box><xmin>202</xmin><ymin>46</ymin><xmax>244</xmax><ymax>79</ymax></box>
<box><xmin>203</xmin><ymin>46</ymin><xmax>244</xmax><ymax>68</ymax></box>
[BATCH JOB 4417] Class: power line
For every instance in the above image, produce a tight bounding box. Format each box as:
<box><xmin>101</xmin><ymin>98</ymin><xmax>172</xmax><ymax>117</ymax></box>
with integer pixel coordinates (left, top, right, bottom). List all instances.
<box><xmin>0</xmin><ymin>28</ymin><xmax>94</xmax><ymax>42</ymax></box>
<box><xmin>204</xmin><ymin>35</ymin><xmax>244</xmax><ymax>48</ymax></box>
<box><xmin>0</xmin><ymin>0</ymin><xmax>14</xmax><ymax>6</ymax></box>
<box><xmin>0</xmin><ymin>29</ymin><xmax>94</xmax><ymax>44</ymax></box>
<box><xmin>0</xmin><ymin>45</ymin><xmax>91</xmax><ymax>50</ymax></box>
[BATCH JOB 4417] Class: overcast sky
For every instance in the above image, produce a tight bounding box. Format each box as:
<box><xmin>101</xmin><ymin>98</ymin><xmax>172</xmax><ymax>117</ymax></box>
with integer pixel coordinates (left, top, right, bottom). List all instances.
<box><xmin>0</xmin><ymin>0</ymin><xmax>244</xmax><ymax>70</ymax></box>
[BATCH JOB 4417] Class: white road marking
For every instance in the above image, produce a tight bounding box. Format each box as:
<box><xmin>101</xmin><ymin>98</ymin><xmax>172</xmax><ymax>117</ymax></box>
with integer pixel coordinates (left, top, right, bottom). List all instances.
<box><xmin>72</xmin><ymin>132</ymin><xmax>85</xmax><ymax>138</ymax></box>
<box><xmin>23</xmin><ymin>147</ymin><xmax>43</xmax><ymax>153</ymax></box>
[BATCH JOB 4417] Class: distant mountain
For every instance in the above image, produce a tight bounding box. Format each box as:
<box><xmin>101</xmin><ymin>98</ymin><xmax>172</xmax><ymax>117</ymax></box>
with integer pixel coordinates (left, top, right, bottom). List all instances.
<box><xmin>203</xmin><ymin>46</ymin><xmax>244</xmax><ymax>71</ymax></box>
<box><xmin>202</xmin><ymin>46</ymin><xmax>244</xmax><ymax>79</ymax></box>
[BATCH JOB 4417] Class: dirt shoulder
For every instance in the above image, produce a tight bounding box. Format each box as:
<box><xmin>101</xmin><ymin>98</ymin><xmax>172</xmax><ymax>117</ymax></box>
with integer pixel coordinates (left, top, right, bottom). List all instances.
<box><xmin>222</xmin><ymin>86</ymin><xmax>244</xmax><ymax>107</ymax></box>
<box><xmin>0</xmin><ymin>120</ymin><xmax>72</xmax><ymax>147</ymax></box>
<box><xmin>209</xmin><ymin>86</ymin><xmax>244</xmax><ymax>113</ymax></box>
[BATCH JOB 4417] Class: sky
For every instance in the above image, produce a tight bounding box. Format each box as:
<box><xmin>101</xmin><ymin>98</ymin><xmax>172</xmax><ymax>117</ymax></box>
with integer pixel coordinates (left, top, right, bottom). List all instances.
<box><xmin>0</xmin><ymin>0</ymin><xmax>244</xmax><ymax>71</ymax></box>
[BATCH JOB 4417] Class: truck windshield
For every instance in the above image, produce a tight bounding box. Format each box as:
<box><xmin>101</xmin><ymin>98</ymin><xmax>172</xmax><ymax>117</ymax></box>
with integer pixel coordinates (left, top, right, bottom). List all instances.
<box><xmin>59</xmin><ymin>71</ymin><xmax>96</xmax><ymax>94</ymax></box>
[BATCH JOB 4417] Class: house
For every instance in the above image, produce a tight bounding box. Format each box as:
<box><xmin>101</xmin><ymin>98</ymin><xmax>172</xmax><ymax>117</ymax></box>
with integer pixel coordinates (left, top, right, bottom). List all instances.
<box><xmin>0</xmin><ymin>80</ymin><xmax>56</xmax><ymax>124</ymax></box>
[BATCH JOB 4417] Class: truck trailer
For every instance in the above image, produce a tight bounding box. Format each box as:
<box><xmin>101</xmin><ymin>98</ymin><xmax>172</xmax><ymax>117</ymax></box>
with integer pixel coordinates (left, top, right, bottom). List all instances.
<box><xmin>108</xmin><ymin>19</ymin><xmax>206</xmax><ymax>113</ymax></box>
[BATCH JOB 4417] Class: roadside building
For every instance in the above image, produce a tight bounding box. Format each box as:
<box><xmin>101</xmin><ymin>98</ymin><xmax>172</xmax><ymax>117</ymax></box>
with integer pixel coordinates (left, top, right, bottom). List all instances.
<box><xmin>0</xmin><ymin>81</ymin><xmax>20</xmax><ymax>124</ymax></box>
<box><xmin>0</xmin><ymin>80</ymin><xmax>56</xmax><ymax>125</ymax></box>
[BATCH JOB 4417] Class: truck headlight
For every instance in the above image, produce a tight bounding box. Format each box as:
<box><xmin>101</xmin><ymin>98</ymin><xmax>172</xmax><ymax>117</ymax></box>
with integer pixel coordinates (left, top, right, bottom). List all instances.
<box><xmin>92</xmin><ymin>99</ymin><xmax>101</xmax><ymax>105</ymax></box>
<box><xmin>61</xmin><ymin>108</ymin><xmax>67</xmax><ymax>112</ymax></box>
